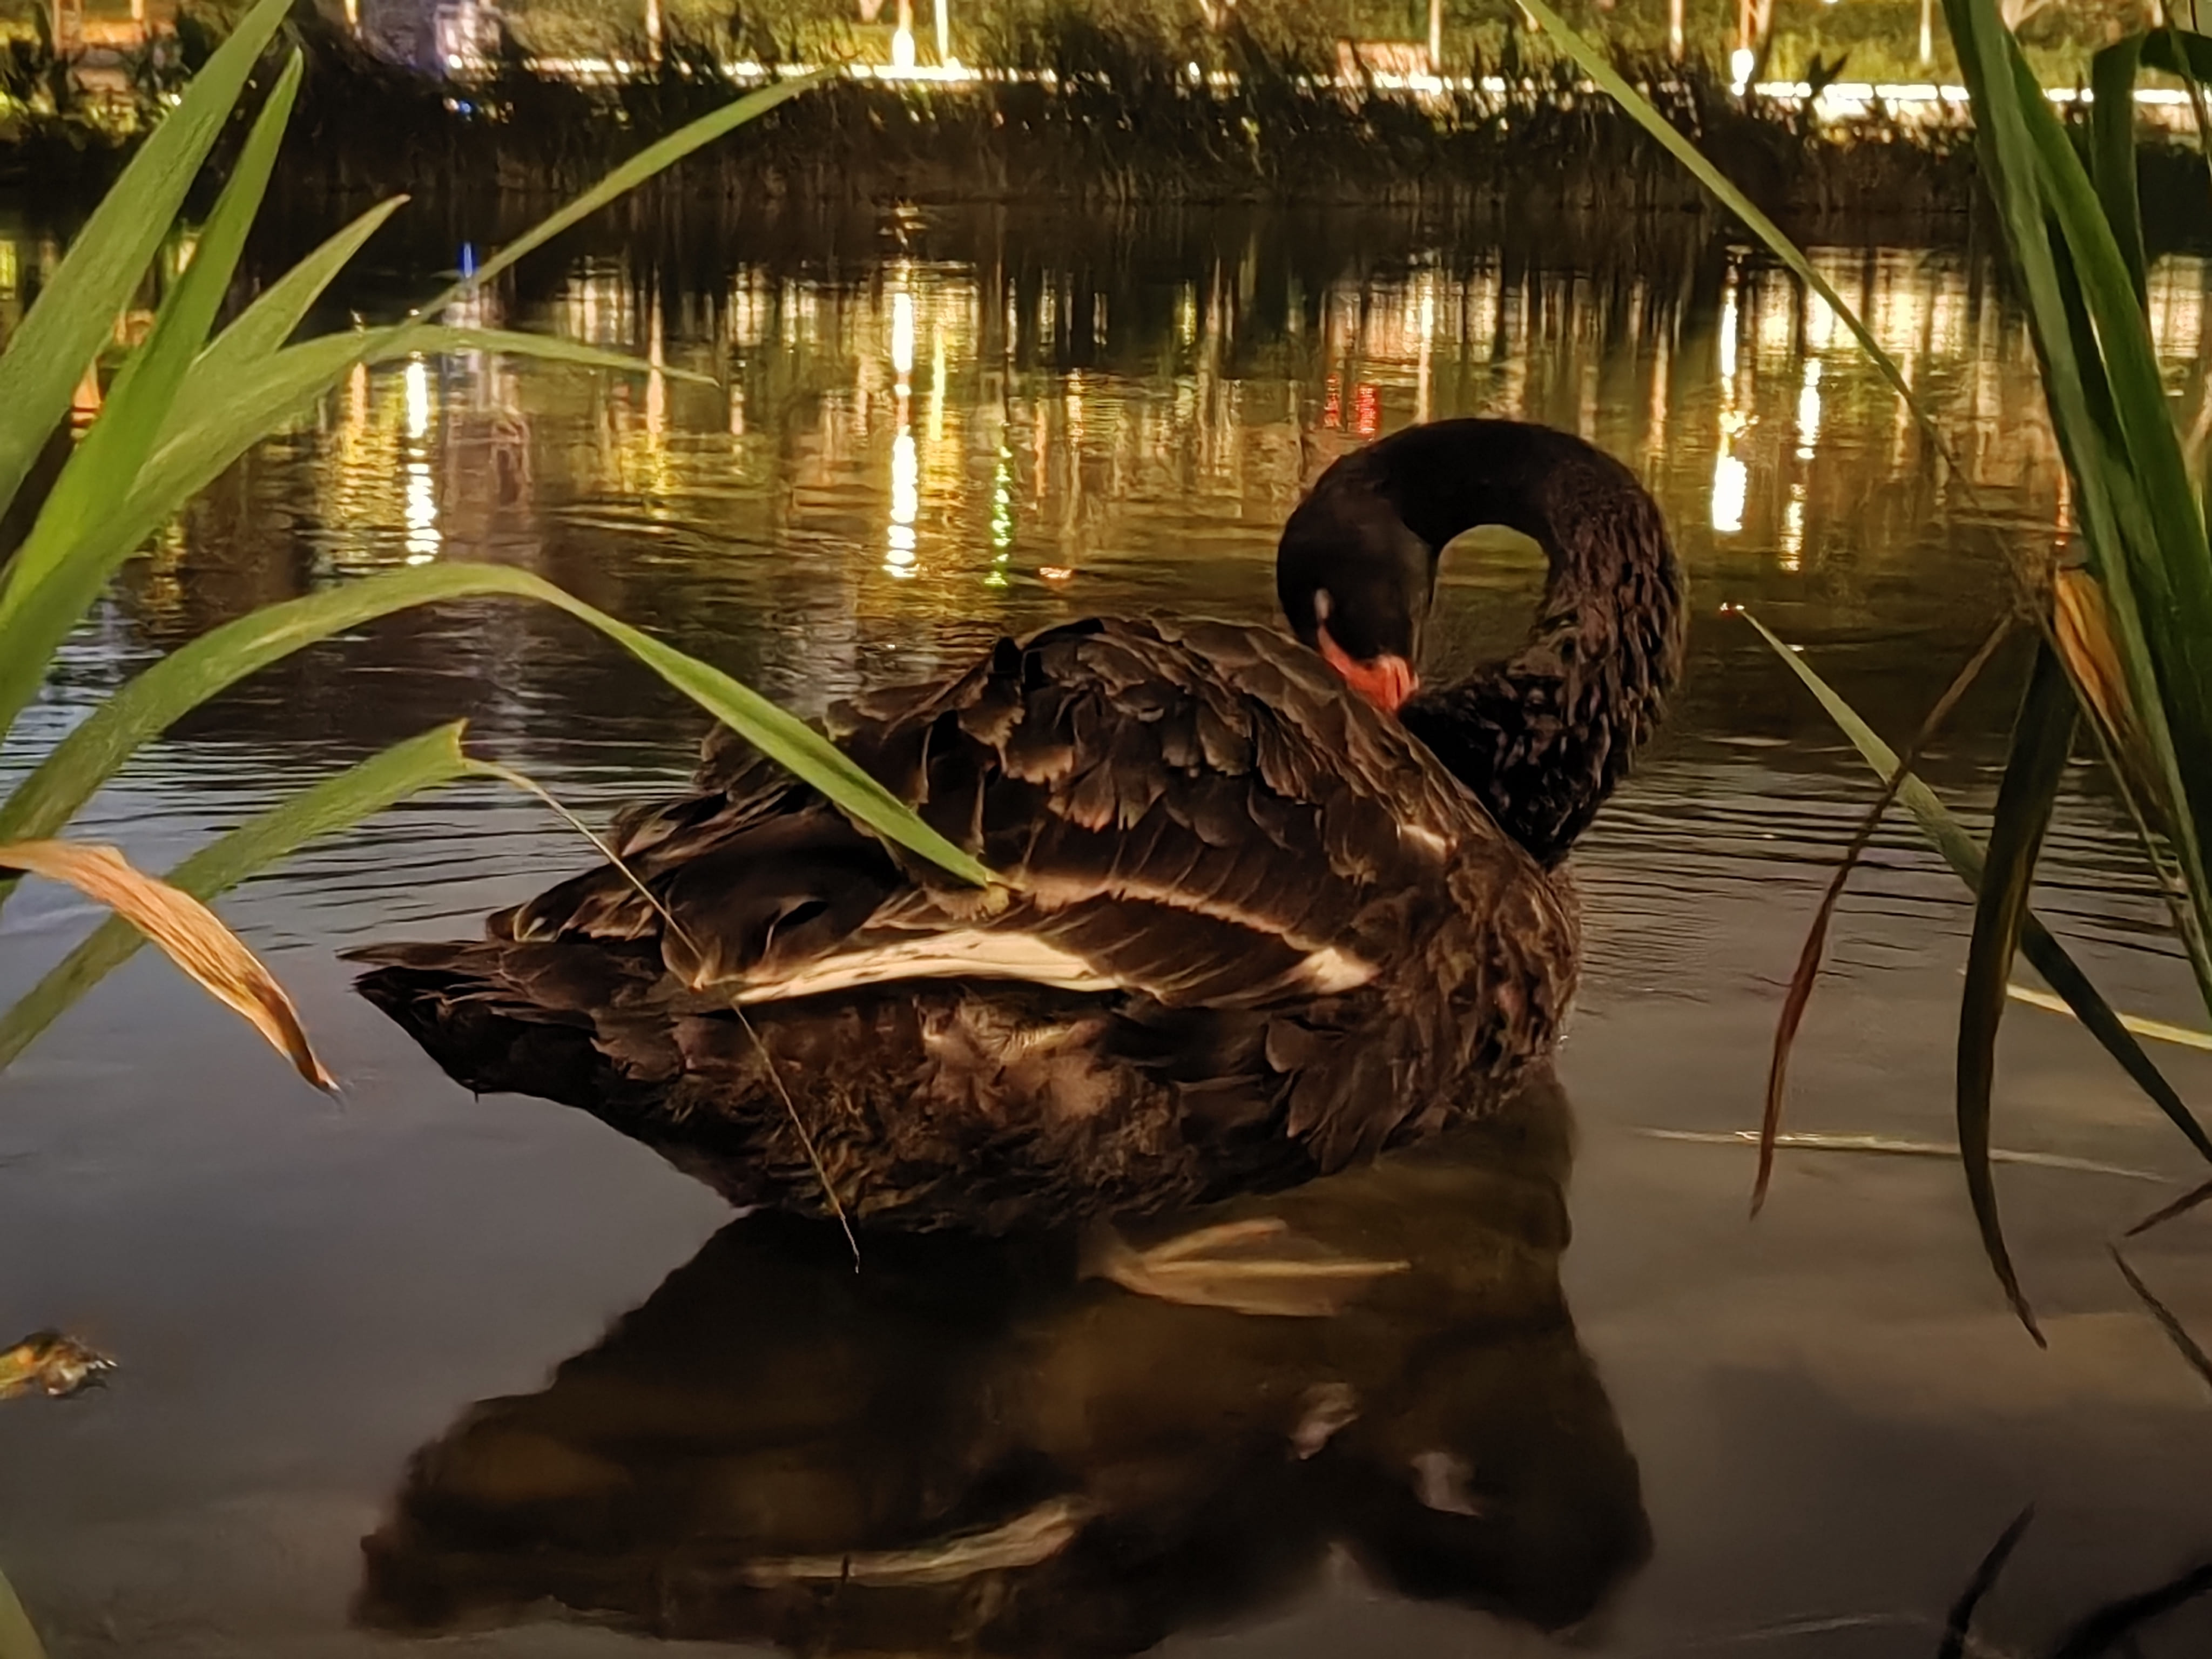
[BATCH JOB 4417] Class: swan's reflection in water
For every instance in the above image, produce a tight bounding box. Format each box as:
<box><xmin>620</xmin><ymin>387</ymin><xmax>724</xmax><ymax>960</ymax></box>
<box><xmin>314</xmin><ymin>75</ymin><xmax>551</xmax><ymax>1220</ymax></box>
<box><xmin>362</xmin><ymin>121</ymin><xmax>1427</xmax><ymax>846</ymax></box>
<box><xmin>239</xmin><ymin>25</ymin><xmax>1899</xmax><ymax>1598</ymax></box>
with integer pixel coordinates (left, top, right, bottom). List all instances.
<box><xmin>356</xmin><ymin>1070</ymin><xmax>1647</xmax><ymax>1653</ymax></box>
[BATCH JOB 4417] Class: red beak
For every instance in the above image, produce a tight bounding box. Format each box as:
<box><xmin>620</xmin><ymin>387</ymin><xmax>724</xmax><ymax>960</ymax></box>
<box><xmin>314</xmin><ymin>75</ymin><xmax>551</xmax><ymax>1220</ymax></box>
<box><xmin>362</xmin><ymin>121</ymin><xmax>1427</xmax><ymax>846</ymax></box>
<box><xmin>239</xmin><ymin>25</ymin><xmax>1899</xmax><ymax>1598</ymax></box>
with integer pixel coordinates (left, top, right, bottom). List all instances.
<box><xmin>1317</xmin><ymin>626</ymin><xmax>1419</xmax><ymax>715</ymax></box>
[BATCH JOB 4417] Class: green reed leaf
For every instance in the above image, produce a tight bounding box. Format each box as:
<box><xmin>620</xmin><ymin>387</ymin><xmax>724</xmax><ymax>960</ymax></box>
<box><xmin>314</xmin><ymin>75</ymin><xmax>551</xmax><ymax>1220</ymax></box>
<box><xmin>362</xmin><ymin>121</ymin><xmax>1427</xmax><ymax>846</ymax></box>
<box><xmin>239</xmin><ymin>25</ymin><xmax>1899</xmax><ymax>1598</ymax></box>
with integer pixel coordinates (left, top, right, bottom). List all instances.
<box><xmin>1950</xmin><ymin>0</ymin><xmax>2212</xmax><ymax>1026</ymax></box>
<box><xmin>2089</xmin><ymin>37</ymin><xmax>2147</xmax><ymax>304</ymax></box>
<box><xmin>0</xmin><ymin>0</ymin><xmax>289</xmax><ymax>520</ymax></box>
<box><xmin>1957</xmin><ymin>642</ymin><xmax>2076</xmax><ymax>1345</ymax></box>
<box><xmin>0</xmin><ymin>50</ymin><xmax>303</xmax><ymax>744</ymax></box>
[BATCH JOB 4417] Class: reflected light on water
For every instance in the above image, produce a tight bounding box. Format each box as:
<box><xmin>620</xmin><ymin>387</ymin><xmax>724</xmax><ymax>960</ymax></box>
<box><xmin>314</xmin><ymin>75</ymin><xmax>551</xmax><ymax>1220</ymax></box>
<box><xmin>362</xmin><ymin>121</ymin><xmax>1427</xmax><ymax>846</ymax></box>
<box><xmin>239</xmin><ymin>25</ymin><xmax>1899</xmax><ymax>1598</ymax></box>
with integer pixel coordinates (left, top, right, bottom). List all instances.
<box><xmin>404</xmin><ymin>358</ymin><xmax>431</xmax><ymax>442</ymax></box>
<box><xmin>402</xmin><ymin>356</ymin><xmax>439</xmax><ymax>563</ymax></box>
<box><xmin>1713</xmin><ymin>267</ymin><xmax>1746</xmax><ymax>536</ymax></box>
<box><xmin>888</xmin><ymin>433</ymin><xmax>919</xmax><ymax>576</ymax></box>
<box><xmin>404</xmin><ymin>460</ymin><xmax>439</xmax><ymax>564</ymax></box>
<box><xmin>888</xmin><ymin>284</ymin><xmax>919</xmax><ymax>576</ymax></box>
<box><xmin>1711</xmin><ymin>444</ymin><xmax>1749</xmax><ymax>537</ymax></box>
<box><xmin>98</xmin><ymin>220</ymin><xmax>2205</xmax><ymax>638</ymax></box>
<box><xmin>892</xmin><ymin>288</ymin><xmax>916</xmax><ymax>381</ymax></box>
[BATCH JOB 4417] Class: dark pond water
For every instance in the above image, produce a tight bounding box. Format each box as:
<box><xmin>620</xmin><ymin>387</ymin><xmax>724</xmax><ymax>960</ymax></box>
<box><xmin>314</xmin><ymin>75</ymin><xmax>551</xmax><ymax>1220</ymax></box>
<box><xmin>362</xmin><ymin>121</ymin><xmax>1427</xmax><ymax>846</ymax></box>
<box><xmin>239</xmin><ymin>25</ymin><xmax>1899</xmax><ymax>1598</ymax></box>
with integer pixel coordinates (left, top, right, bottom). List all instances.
<box><xmin>3</xmin><ymin>202</ymin><xmax>2211</xmax><ymax>1657</ymax></box>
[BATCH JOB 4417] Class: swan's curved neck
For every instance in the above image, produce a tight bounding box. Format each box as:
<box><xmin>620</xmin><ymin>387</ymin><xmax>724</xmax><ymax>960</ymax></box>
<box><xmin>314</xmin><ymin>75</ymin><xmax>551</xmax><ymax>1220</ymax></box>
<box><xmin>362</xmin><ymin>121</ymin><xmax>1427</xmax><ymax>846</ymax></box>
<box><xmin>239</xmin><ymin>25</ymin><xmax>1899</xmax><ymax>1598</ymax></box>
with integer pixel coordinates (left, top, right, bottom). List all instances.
<box><xmin>1353</xmin><ymin>421</ymin><xmax>1685</xmax><ymax>864</ymax></box>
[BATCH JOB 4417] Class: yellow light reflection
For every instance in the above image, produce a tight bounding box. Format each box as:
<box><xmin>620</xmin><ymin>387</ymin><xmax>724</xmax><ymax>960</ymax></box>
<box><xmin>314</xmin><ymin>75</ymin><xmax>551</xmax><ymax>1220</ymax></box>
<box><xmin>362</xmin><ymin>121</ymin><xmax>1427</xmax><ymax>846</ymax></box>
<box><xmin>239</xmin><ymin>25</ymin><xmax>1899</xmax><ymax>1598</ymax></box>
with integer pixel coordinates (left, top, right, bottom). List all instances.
<box><xmin>1713</xmin><ymin>269</ymin><xmax>1746</xmax><ymax>536</ymax></box>
<box><xmin>887</xmin><ymin>430</ymin><xmax>919</xmax><ymax>576</ymax></box>
<box><xmin>1796</xmin><ymin>356</ymin><xmax>1824</xmax><ymax>460</ymax></box>
<box><xmin>404</xmin><ymin>461</ymin><xmax>439</xmax><ymax>563</ymax></box>
<box><xmin>645</xmin><ymin>291</ymin><xmax>666</xmax><ymax>440</ymax></box>
<box><xmin>1712</xmin><ymin>442</ymin><xmax>1748</xmax><ymax>537</ymax></box>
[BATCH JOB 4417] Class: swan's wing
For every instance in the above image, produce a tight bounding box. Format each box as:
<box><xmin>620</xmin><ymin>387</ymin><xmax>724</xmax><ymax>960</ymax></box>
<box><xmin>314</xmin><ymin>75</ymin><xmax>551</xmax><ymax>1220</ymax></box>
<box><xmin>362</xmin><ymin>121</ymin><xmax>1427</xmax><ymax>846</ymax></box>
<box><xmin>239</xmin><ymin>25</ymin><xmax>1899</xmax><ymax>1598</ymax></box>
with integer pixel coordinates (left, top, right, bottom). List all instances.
<box><xmin>353</xmin><ymin>619</ymin><xmax>1577</xmax><ymax>1177</ymax></box>
<box><xmin>487</xmin><ymin>618</ymin><xmax>1525</xmax><ymax>1017</ymax></box>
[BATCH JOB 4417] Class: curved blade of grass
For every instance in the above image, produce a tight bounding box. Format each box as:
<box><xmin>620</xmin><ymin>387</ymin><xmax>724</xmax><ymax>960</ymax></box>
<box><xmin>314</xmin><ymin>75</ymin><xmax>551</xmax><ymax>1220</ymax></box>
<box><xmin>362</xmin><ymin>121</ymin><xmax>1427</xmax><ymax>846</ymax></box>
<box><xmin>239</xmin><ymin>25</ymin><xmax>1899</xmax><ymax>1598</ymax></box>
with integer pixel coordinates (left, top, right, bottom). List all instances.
<box><xmin>416</xmin><ymin>68</ymin><xmax>832</xmax><ymax>312</ymax></box>
<box><xmin>1751</xmin><ymin>613</ymin><xmax>2012</xmax><ymax>1213</ymax></box>
<box><xmin>1957</xmin><ymin>641</ymin><xmax>2077</xmax><ymax>1345</ymax></box>
<box><xmin>0</xmin><ymin>564</ymin><xmax>993</xmax><ymax>888</ymax></box>
<box><xmin>0</xmin><ymin>50</ymin><xmax>304</xmax><ymax>743</ymax></box>
<box><xmin>0</xmin><ymin>0</ymin><xmax>290</xmax><ymax>517</ymax></box>
<box><xmin>1742</xmin><ymin>610</ymin><xmax>2212</xmax><ymax>1167</ymax></box>
<box><xmin>2089</xmin><ymin>37</ymin><xmax>2147</xmax><ymax>305</ymax></box>
<box><xmin>0</xmin><ymin>725</ymin><xmax>472</xmax><ymax>1077</ymax></box>
<box><xmin>1512</xmin><ymin>0</ymin><xmax>1955</xmax><ymax>469</ymax></box>
<box><xmin>0</xmin><ymin>838</ymin><xmax>332</xmax><ymax>1091</ymax></box>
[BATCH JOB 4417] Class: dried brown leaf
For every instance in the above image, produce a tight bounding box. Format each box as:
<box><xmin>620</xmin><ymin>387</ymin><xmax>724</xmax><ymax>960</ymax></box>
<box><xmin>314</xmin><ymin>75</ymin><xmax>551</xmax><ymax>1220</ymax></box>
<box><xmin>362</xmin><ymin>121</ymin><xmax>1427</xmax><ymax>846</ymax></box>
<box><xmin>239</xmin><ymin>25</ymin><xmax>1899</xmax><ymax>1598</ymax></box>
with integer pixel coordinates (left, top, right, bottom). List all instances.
<box><xmin>2053</xmin><ymin>567</ymin><xmax>2165</xmax><ymax>818</ymax></box>
<box><xmin>0</xmin><ymin>839</ymin><xmax>333</xmax><ymax>1091</ymax></box>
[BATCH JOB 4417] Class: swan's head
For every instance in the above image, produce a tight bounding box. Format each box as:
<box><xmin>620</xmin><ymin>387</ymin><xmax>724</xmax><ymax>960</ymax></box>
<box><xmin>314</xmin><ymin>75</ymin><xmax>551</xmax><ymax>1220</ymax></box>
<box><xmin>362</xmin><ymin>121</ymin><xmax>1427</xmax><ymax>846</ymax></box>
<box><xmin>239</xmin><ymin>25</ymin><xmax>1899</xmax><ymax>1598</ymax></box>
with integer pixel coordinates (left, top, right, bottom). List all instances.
<box><xmin>1276</xmin><ymin>475</ymin><xmax>1434</xmax><ymax>716</ymax></box>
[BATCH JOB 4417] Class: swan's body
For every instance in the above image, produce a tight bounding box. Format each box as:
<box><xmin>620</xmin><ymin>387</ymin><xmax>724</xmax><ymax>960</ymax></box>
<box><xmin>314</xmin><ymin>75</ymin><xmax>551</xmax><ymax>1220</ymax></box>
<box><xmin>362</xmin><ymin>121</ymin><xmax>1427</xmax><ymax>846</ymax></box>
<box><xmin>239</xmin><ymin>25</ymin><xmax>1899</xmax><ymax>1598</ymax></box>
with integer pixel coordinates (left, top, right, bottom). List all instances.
<box><xmin>353</xmin><ymin>420</ymin><xmax>1683</xmax><ymax>1234</ymax></box>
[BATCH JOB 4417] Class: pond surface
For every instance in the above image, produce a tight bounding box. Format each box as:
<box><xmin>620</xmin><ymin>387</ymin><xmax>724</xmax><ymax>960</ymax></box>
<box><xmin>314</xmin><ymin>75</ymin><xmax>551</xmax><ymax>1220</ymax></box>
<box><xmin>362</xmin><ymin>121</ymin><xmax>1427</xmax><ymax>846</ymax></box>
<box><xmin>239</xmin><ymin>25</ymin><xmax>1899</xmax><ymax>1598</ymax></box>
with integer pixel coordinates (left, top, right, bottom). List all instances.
<box><xmin>3</xmin><ymin>202</ymin><xmax>2211</xmax><ymax>1657</ymax></box>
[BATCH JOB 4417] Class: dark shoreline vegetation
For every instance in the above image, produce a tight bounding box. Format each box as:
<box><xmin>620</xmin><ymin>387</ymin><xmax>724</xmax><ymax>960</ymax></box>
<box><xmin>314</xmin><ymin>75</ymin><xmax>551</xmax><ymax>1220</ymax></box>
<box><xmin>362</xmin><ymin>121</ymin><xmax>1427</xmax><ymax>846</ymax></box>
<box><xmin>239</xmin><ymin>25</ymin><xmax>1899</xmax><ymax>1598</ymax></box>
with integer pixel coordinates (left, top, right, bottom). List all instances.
<box><xmin>5</xmin><ymin>4</ymin><xmax>2211</xmax><ymax>238</ymax></box>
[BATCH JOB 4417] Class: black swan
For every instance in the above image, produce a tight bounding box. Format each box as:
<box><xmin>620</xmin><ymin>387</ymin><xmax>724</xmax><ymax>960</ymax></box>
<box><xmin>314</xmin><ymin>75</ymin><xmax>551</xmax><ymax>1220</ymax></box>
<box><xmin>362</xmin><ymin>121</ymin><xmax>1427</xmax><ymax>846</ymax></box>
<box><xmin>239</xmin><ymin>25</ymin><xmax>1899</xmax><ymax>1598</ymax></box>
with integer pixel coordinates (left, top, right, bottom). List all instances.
<box><xmin>355</xmin><ymin>1069</ymin><xmax>1650</xmax><ymax>1652</ymax></box>
<box><xmin>350</xmin><ymin>418</ymin><xmax>1684</xmax><ymax>1270</ymax></box>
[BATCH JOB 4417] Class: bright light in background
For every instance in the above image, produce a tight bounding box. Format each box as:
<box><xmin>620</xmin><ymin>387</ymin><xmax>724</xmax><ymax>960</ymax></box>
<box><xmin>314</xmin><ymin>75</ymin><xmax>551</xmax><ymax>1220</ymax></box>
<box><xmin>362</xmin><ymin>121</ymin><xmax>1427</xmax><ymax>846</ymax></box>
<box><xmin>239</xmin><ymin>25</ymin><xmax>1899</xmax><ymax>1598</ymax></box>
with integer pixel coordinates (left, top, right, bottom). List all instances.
<box><xmin>1730</xmin><ymin>47</ymin><xmax>1754</xmax><ymax>91</ymax></box>
<box><xmin>404</xmin><ymin>358</ymin><xmax>431</xmax><ymax>440</ymax></box>
<box><xmin>893</xmin><ymin>26</ymin><xmax>915</xmax><ymax>67</ymax></box>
